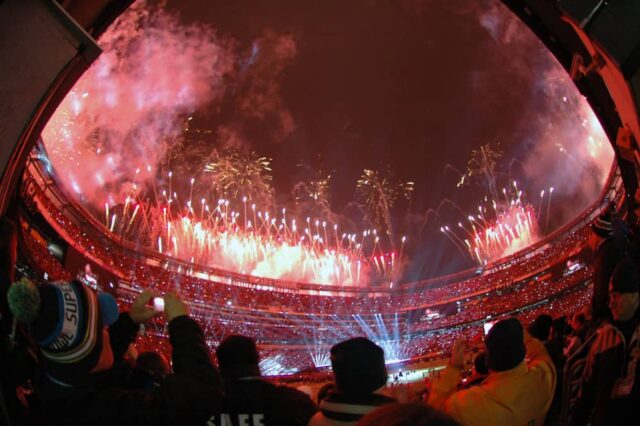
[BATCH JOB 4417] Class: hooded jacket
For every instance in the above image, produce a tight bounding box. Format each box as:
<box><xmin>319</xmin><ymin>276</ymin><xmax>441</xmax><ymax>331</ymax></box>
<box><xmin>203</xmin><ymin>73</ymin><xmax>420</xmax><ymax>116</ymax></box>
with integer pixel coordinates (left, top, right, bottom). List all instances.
<box><xmin>428</xmin><ymin>336</ymin><xmax>556</xmax><ymax>426</ymax></box>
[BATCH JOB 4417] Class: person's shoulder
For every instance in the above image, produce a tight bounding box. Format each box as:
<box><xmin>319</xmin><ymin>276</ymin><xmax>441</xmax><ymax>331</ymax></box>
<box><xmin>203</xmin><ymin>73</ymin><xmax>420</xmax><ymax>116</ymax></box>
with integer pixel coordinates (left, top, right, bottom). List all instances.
<box><xmin>308</xmin><ymin>411</ymin><xmax>333</xmax><ymax>426</ymax></box>
<box><xmin>443</xmin><ymin>385</ymin><xmax>489</xmax><ymax>423</ymax></box>
<box><xmin>589</xmin><ymin>322</ymin><xmax>624</xmax><ymax>355</ymax></box>
<box><xmin>274</xmin><ymin>383</ymin><xmax>315</xmax><ymax>403</ymax></box>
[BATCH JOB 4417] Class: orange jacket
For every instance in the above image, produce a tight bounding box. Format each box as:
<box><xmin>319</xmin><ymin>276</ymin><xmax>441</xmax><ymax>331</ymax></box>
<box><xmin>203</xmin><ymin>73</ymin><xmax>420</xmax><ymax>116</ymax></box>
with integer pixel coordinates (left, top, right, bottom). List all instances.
<box><xmin>428</xmin><ymin>337</ymin><xmax>556</xmax><ymax>426</ymax></box>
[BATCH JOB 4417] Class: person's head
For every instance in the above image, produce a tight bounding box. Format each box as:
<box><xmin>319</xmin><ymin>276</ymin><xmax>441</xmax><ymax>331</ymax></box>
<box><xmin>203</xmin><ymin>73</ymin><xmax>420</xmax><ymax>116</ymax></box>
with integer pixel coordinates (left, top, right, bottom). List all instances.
<box><xmin>549</xmin><ymin>316</ymin><xmax>568</xmax><ymax>342</ymax></box>
<box><xmin>528</xmin><ymin>314</ymin><xmax>553</xmax><ymax>342</ymax></box>
<box><xmin>484</xmin><ymin>318</ymin><xmax>526</xmax><ymax>372</ymax></box>
<box><xmin>570</xmin><ymin>312</ymin><xmax>586</xmax><ymax>331</ymax></box>
<box><xmin>357</xmin><ymin>402</ymin><xmax>459</xmax><ymax>426</ymax></box>
<box><xmin>473</xmin><ymin>352</ymin><xmax>488</xmax><ymax>376</ymax></box>
<box><xmin>609</xmin><ymin>258</ymin><xmax>640</xmax><ymax>322</ymax></box>
<box><xmin>588</xmin><ymin>209</ymin><xmax>613</xmax><ymax>250</ymax></box>
<box><xmin>330</xmin><ymin>337</ymin><xmax>387</xmax><ymax>395</ymax></box>
<box><xmin>216</xmin><ymin>335</ymin><xmax>261</xmax><ymax>379</ymax></box>
<box><xmin>0</xmin><ymin>217</ymin><xmax>18</xmax><ymax>282</ymax></box>
<box><xmin>136</xmin><ymin>351</ymin><xmax>170</xmax><ymax>381</ymax></box>
<box><xmin>8</xmin><ymin>279</ymin><xmax>120</xmax><ymax>384</ymax></box>
<box><xmin>317</xmin><ymin>382</ymin><xmax>335</xmax><ymax>404</ymax></box>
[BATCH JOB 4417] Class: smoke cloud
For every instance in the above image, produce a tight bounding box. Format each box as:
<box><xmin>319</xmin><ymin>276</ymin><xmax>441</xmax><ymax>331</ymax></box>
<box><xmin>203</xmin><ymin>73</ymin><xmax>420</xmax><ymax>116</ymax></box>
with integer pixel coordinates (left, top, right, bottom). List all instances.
<box><xmin>475</xmin><ymin>1</ymin><xmax>613</xmax><ymax>226</ymax></box>
<box><xmin>216</xmin><ymin>31</ymin><xmax>298</xmax><ymax>151</ymax></box>
<box><xmin>42</xmin><ymin>1</ymin><xmax>234</xmax><ymax>207</ymax></box>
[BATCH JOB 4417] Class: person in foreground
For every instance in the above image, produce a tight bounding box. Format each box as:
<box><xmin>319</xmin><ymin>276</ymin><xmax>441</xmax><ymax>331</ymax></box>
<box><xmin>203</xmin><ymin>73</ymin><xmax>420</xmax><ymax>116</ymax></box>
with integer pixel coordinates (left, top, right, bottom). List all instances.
<box><xmin>206</xmin><ymin>334</ymin><xmax>317</xmax><ymax>426</ymax></box>
<box><xmin>357</xmin><ymin>402</ymin><xmax>459</xmax><ymax>426</ymax></box>
<box><xmin>570</xmin><ymin>257</ymin><xmax>640</xmax><ymax>426</ymax></box>
<box><xmin>309</xmin><ymin>337</ymin><xmax>395</xmax><ymax>426</ymax></box>
<box><xmin>8</xmin><ymin>280</ymin><xmax>222</xmax><ymax>425</ymax></box>
<box><xmin>427</xmin><ymin>317</ymin><xmax>556</xmax><ymax>426</ymax></box>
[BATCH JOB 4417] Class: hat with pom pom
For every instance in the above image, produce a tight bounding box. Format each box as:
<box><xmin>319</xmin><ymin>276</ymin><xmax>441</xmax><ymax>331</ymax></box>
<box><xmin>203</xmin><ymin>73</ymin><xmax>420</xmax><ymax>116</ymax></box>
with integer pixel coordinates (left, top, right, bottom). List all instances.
<box><xmin>8</xmin><ymin>279</ymin><xmax>119</xmax><ymax>384</ymax></box>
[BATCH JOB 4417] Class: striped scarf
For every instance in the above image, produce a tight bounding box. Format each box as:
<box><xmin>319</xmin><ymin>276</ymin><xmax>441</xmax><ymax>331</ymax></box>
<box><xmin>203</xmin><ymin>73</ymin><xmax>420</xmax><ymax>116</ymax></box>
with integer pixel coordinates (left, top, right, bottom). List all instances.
<box><xmin>318</xmin><ymin>391</ymin><xmax>395</xmax><ymax>423</ymax></box>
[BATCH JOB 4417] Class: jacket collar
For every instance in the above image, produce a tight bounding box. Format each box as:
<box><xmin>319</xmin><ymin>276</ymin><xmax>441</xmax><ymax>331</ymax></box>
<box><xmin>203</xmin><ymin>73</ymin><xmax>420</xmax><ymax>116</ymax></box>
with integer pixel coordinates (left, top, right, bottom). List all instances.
<box><xmin>319</xmin><ymin>391</ymin><xmax>395</xmax><ymax>422</ymax></box>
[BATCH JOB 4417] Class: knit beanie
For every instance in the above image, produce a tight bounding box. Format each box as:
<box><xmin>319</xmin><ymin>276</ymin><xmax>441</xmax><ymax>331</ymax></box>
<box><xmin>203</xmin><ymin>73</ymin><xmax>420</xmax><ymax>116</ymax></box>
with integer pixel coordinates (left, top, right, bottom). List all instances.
<box><xmin>8</xmin><ymin>279</ymin><xmax>119</xmax><ymax>384</ymax></box>
<box><xmin>484</xmin><ymin>318</ymin><xmax>526</xmax><ymax>372</ymax></box>
<box><xmin>330</xmin><ymin>337</ymin><xmax>387</xmax><ymax>394</ymax></box>
<box><xmin>591</xmin><ymin>209</ymin><xmax>613</xmax><ymax>238</ymax></box>
<box><xmin>216</xmin><ymin>335</ymin><xmax>261</xmax><ymax>378</ymax></box>
<box><xmin>528</xmin><ymin>314</ymin><xmax>553</xmax><ymax>342</ymax></box>
<box><xmin>610</xmin><ymin>257</ymin><xmax>640</xmax><ymax>293</ymax></box>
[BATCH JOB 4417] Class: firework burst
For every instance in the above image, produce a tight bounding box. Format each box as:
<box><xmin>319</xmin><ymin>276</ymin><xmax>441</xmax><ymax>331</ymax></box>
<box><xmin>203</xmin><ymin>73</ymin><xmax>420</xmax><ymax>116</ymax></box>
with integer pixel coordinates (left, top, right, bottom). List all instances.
<box><xmin>95</xmin><ymin>170</ymin><xmax>406</xmax><ymax>286</ymax></box>
<box><xmin>441</xmin><ymin>185</ymin><xmax>541</xmax><ymax>265</ymax></box>
<box><xmin>204</xmin><ymin>149</ymin><xmax>274</xmax><ymax>206</ymax></box>
<box><xmin>356</xmin><ymin>168</ymin><xmax>414</xmax><ymax>238</ymax></box>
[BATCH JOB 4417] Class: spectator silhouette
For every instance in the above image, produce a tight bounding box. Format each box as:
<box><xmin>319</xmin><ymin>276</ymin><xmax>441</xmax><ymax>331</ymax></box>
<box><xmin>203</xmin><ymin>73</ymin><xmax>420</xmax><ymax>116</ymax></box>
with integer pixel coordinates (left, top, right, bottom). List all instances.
<box><xmin>428</xmin><ymin>318</ymin><xmax>556</xmax><ymax>426</ymax></box>
<box><xmin>357</xmin><ymin>402</ymin><xmax>459</xmax><ymax>426</ymax></box>
<box><xmin>206</xmin><ymin>334</ymin><xmax>317</xmax><ymax>426</ymax></box>
<box><xmin>587</xmin><ymin>207</ymin><xmax>630</xmax><ymax>324</ymax></box>
<box><xmin>529</xmin><ymin>314</ymin><xmax>553</xmax><ymax>343</ymax></box>
<box><xmin>563</xmin><ymin>312</ymin><xmax>587</xmax><ymax>358</ymax></box>
<box><xmin>0</xmin><ymin>217</ymin><xmax>37</xmax><ymax>425</ymax></box>
<box><xmin>309</xmin><ymin>337</ymin><xmax>395</xmax><ymax>425</ymax></box>
<box><xmin>8</xmin><ymin>281</ymin><xmax>221</xmax><ymax>426</ymax></box>
<box><xmin>570</xmin><ymin>257</ymin><xmax>640</xmax><ymax>426</ymax></box>
<box><xmin>127</xmin><ymin>351</ymin><xmax>171</xmax><ymax>392</ymax></box>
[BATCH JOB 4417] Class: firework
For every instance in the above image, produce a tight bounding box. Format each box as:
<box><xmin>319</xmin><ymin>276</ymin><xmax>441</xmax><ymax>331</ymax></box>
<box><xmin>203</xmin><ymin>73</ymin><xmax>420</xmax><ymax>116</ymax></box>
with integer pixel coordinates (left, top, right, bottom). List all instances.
<box><xmin>463</xmin><ymin>142</ymin><xmax>503</xmax><ymax>200</ymax></box>
<box><xmin>443</xmin><ymin>189</ymin><xmax>541</xmax><ymax>265</ymax></box>
<box><xmin>96</xmin><ymin>171</ymin><xmax>406</xmax><ymax>286</ymax></box>
<box><xmin>204</xmin><ymin>149</ymin><xmax>274</xmax><ymax>206</ymax></box>
<box><xmin>356</xmin><ymin>168</ymin><xmax>414</xmax><ymax>238</ymax></box>
<box><xmin>292</xmin><ymin>168</ymin><xmax>333</xmax><ymax>220</ymax></box>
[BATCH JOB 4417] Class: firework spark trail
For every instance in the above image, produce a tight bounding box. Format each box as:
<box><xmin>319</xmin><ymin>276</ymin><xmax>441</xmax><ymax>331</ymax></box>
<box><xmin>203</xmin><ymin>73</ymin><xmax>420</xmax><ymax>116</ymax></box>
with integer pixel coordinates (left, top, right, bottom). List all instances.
<box><xmin>545</xmin><ymin>187</ymin><xmax>554</xmax><ymax>231</ymax></box>
<box><xmin>443</xmin><ymin>191</ymin><xmax>540</xmax><ymax>265</ymax></box>
<box><xmin>441</xmin><ymin>226</ymin><xmax>471</xmax><ymax>261</ymax></box>
<box><xmin>536</xmin><ymin>190</ymin><xmax>545</xmax><ymax>221</ymax></box>
<box><xmin>103</xmin><ymin>183</ymin><xmax>405</xmax><ymax>286</ymax></box>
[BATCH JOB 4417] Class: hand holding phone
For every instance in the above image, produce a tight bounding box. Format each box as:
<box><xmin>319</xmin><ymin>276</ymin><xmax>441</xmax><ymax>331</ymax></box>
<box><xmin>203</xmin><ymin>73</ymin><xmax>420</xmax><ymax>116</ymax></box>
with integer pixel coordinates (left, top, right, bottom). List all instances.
<box><xmin>130</xmin><ymin>290</ymin><xmax>162</xmax><ymax>323</ymax></box>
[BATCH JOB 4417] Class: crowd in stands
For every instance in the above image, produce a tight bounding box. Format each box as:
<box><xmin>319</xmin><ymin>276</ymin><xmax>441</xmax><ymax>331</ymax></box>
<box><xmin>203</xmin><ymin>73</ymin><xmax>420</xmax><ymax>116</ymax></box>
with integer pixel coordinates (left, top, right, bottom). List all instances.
<box><xmin>2</xmin><ymin>168</ymin><xmax>638</xmax><ymax>424</ymax></box>
<box><xmin>27</xmin><ymin>176</ymin><xmax>589</xmax><ymax>317</ymax></box>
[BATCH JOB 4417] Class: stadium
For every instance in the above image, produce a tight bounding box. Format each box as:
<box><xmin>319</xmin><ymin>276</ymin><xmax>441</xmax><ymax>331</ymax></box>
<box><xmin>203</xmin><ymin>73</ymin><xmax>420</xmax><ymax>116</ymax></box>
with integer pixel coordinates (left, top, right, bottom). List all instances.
<box><xmin>1</xmin><ymin>0</ymin><xmax>640</xmax><ymax>425</ymax></box>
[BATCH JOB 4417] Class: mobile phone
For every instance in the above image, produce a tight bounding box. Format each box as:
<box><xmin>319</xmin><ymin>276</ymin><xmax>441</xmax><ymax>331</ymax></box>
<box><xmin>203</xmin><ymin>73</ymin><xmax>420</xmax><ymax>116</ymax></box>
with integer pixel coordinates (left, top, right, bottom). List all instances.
<box><xmin>153</xmin><ymin>297</ymin><xmax>165</xmax><ymax>312</ymax></box>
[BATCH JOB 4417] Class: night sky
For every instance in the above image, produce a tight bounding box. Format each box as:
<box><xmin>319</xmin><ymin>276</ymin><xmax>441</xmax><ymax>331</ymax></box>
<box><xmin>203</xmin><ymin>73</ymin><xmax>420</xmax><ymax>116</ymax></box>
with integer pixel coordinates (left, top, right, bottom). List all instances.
<box><xmin>147</xmin><ymin>0</ymin><xmax>611</xmax><ymax>279</ymax></box>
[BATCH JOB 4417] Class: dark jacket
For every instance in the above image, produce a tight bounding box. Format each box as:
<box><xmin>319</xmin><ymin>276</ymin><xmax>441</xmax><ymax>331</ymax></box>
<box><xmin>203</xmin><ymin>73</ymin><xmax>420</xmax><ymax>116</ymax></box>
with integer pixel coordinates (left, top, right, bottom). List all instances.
<box><xmin>591</xmin><ymin>226</ymin><xmax>630</xmax><ymax>322</ymax></box>
<box><xmin>34</xmin><ymin>313</ymin><xmax>222</xmax><ymax>426</ymax></box>
<box><xmin>206</xmin><ymin>377</ymin><xmax>317</xmax><ymax>426</ymax></box>
<box><xmin>570</xmin><ymin>310</ymin><xmax>640</xmax><ymax>426</ymax></box>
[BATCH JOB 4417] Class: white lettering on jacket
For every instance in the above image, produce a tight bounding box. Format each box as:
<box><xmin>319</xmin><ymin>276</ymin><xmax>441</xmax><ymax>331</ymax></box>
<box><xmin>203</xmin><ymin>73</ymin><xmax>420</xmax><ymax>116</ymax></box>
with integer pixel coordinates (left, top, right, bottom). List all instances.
<box><xmin>207</xmin><ymin>414</ymin><xmax>264</xmax><ymax>426</ymax></box>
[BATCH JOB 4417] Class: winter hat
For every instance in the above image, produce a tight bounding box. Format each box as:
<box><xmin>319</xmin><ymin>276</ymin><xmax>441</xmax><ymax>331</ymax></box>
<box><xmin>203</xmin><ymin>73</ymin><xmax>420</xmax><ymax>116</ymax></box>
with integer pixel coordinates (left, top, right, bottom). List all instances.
<box><xmin>528</xmin><ymin>314</ymin><xmax>553</xmax><ymax>342</ymax></box>
<box><xmin>591</xmin><ymin>209</ymin><xmax>613</xmax><ymax>238</ymax></box>
<box><xmin>8</xmin><ymin>279</ymin><xmax>119</xmax><ymax>384</ymax></box>
<box><xmin>484</xmin><ymin>318</ymin><xmax>526</xmax><ymax>372</ymax></box>
<box><xmin>216</xmin><ymin>335</ymin><xmax>261</xmax><ymax>378</ymax></box>
<box><xmin>610</xmin><ymin>257</ymin><xmax>640</xmax><ymax>293</ymax></box>
<box><xmin>330</xmin><ymin>337</ymin><xmax>387</xmax><ymax>394</ymax></box>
